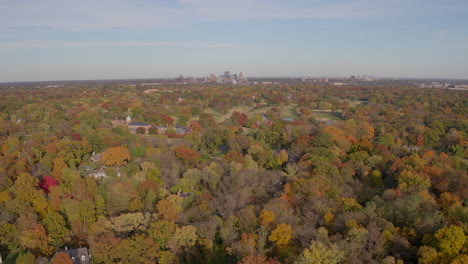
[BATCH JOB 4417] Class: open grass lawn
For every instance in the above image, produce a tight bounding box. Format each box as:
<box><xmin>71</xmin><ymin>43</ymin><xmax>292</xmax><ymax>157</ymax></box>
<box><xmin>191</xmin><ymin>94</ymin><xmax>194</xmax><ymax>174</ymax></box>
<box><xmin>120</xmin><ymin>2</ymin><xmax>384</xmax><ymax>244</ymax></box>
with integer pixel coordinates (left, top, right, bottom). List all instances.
<box><xmin>279</xmin><ymin>104</ymin><xmax>299</xmax><ymax>119</ymax></box>
<box><xmin>188</xmin><ymin>102</ymin><xmax>347</xmax><ymax>125</ymax></box>
<box><xmin>200</xmin><ymin>103</ymin><xmax>300</xmax><ymax>124</ymax></box>
<box><xmin>313</xmin><ymin>111</ymin><xmax>343</xmax><ymax>121</ymax></box>
<box><xmin>342</xmin><ymin>99</ymin><xmax>366</xmax><ymax>107</ymax></box>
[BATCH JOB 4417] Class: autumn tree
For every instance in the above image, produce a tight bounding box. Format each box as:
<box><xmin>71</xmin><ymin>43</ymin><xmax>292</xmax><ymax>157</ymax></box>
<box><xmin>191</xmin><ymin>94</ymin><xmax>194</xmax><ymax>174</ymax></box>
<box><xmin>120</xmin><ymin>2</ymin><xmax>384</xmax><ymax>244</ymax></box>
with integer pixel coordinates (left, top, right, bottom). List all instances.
<box><xmin>231</xmin><ymin>111</ymin><xmax>248</xmax><ymax>126</ymax></box>
<box><xmin>269</xmin><ymin>223</ymin><xmax>293</xmax><ymax>246</ymax></box>
<box><xmin>15</xmin><ymin>252</ymin><xmax>36</xmax><ymax>264</ymax></box>
<box><xmin>174</xmin><ymin>147</ymin><xmax>200</xmax><ymax>167</ymax></box>
<box><xmin>102</xmin><ymin>146</ymin><xmax>131</xmax><ymax>167</ymax></box>
<box><xmin>164</xmin><ymin>115</ymin><xmax>175</xmax><ymax>126</ymax></box>
<box><xmin>168</xmin><ymin>225</ymin><xmax>198</xmax><ymax>254</ymax></box>
<box><xmin>189</xmin><ymin>120</ymin><xmax>203</xmax><ymax>131</ymax></box>
<box><xmin>43</xmin><ymin>211</ymin><xmax>69</xmax><ymax>248</ymax></box>
<box><xmin>7</xmin><ymin>172</ymin><xmax>49</xmax><ymax>218</ymax></box>
<box><xmin>51</xmin><ymin>157</ymin><xmax>67</xmax><ymax>183</ymax></box>
<box><xmin>238</xmin><ymin>254</ymin><xmax>281</xmax><ymax>264</ymax></box>
<box><xmin>38</xmin><ymin>175</ymin><xmax>58</xmax><ymax>194</ymax></box>
<box><xmin>260</xmin><ymin>209</ymin><xmax>276</xmax><ymax>226</ymax></box>
<box><xmin>136</xmin><ymin>126</ymin><xmax>146</xmax><ymax>134</ymax></box>
<box><xmin>148</xmin><ymin>126</ymin><xmax>158</xmax><ymax>135</ymax></box>
<box><xmin>434</xmin><ymin>225</ymin><xmax>466</xmax><ymax>261</ymax></box>
<box><xmin>113</xmin><ymin>234</ymin><xmax>159</xmax><ymax>264</ymax></box>
<box><xmin>157</xmin><ymin>195</ymin><xmax>183</xmax><ymax>222</ymax></box>
<box><xmin>149</xmin><ymin>219</ymin><xmax>177</xmax><ymax>250</ymax></box>
<box><xmin>295</xmin><ymin>240</ymin><xmax>345</xmax><ymax>264</ymax></box>
<box><xmin>51</xmin><ymin>252</ymin><xmax>73</xmax><ymax>264</ymax></box>
<box><xmin>19</xmin><ymin>224</ymin><xmax>52</xmax><ymax>256</ymax></box>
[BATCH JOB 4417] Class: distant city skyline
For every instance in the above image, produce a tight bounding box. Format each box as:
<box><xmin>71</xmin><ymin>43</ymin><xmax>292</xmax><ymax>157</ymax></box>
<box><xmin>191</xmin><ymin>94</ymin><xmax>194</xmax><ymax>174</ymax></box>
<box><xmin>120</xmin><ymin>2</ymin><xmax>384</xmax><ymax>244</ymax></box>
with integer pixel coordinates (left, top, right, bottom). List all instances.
<box><xmin>1</xmin><ymin>0</ymin><xmax>468</xmax><ymax>82</ymax></box>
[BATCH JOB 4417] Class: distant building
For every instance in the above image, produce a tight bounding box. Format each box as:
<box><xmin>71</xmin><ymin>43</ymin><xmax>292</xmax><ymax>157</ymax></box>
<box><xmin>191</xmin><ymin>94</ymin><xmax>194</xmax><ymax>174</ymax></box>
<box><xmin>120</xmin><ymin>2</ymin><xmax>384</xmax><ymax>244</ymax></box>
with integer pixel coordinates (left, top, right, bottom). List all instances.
<box><xmin>175</xmin><ymin>125</ymin><xmax>190</xmax><ymax>135</ymax></box>
<box><xmin>222</xmin><ymin>71</ymin><xmax>231</xmax><ymax>83</ymax></box>
<box><xmin>209</xmin><ymin>74</ymin><xmax>217</xmax><ymax>83</ymax></box>
<box><xmin>175</xmin><ymin>75</ymin><xmax>184</xmax><ymax>83</ymax></box>
<box><xmin>454</xmin><ymin>85</ymin><xmax>468</xmax><ymax>90</ymax></box>
<box><xmin>144</xmin><ymin>89</ymin><xmax>161</xmax><ymax>93</ymax></box>
<box><xmin>90</xmin><ymin>152</ymin><xmax>102</xmax><ymax>162</ymax></box>
<box><xmin>238</xmin><ymin>72</ymin><xmax>248</xmax><ymax>83</ymax></box>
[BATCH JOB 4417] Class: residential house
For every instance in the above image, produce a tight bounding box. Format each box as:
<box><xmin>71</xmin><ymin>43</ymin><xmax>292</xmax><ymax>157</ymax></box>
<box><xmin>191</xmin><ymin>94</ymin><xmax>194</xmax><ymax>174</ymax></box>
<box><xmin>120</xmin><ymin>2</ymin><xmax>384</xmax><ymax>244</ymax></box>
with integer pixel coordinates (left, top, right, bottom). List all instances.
<box><xmin>90</xmin><ymin>152</ymin><xmax>102</xmax><ymax>162</ymax></box>
<box><xmin>90</xmin><ymin>170</ymin><xmax>107</xmax><ymax>179</ymax></box>
<box><xmin>53</xmin><ymin>247</ymin><xmax>91</xmax><ymax>264</ymax></box>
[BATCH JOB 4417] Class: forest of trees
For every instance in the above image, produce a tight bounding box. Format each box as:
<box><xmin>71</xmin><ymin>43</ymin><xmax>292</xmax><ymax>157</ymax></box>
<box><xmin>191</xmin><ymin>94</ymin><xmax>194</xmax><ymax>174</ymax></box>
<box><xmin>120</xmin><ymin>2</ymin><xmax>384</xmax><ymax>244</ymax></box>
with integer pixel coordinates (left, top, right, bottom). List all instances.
<box><xmin>0</xmin><ymin>83</ymin><xmax>466</xmax><ymax>264</ymax></box>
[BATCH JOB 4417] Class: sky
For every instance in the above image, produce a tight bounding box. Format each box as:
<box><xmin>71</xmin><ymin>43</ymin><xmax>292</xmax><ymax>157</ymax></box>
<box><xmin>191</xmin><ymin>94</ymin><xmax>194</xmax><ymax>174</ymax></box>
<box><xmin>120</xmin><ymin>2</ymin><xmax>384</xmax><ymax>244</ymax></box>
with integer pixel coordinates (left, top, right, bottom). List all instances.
<box><xmin>1</xmin><ymin>0</ymin><xmax>468</xmax><ymax>82</ymax></box>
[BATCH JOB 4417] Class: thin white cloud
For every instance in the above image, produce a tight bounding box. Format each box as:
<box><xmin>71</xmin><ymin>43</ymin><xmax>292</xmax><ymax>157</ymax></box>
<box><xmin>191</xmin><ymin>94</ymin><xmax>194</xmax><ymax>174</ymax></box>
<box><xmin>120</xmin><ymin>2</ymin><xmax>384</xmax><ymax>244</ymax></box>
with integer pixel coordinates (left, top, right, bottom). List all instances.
<box><xmin>2</xmin><ymin>0</ymin><xmax>466</xmax><ymax>32</ymax></box>
<box><xmin>0</xmin><ymin>40</ymin><xmax>242</xmax><ymax>48</ymax></box>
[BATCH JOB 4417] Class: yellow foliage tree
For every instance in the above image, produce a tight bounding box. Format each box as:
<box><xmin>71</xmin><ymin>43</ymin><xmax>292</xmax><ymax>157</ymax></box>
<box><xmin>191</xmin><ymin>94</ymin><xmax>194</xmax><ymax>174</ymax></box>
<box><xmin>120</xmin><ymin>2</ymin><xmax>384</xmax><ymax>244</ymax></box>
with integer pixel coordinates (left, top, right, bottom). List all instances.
<box><xmin>51</xmin><ymin>157</ymin><xmax>67</xmax><ymax>183</ymax></box>
<box><xmin>434</xmin><ymin>225</ymin><xmax>466</xmax><ymax>260</ymax></box>
<box><xmin>259</xmin><ymin>209</ymin><xmax>276</xmax><ymax>226</ymax></box>
<box><xmin>324</xmin><ymin>210</ymin><xmax>334</xmax><ymax>225</ymax></box>
<box><xmin>295</xmin><ymin>240</ymin><xmax>345</xmax><ymax>264</ymax></box>
<box><xmin>277</xmin><ymin>150</ymin><xmax>288</xmax><ymax>166</ymax></box>
<box><xmin>417</xmin><ymin>246</ymin><xmax>439</xmax><ymax>264</ymax></box>
<box><xmin>341</xmin><ymin>197</ymin><xmax>362</xmax><ymax>212</ymax></box>
<box><xmin>268</xmin><ymin>223</ymin><xmax>293</xmax><ymax>246</ymax></box>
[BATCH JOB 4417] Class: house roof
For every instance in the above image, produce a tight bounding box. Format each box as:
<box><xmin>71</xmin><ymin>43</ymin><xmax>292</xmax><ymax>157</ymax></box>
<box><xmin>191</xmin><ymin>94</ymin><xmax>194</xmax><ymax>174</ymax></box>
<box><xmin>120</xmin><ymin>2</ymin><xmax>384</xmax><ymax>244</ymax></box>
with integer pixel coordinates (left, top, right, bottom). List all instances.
<box><xmin>56</xmin><ymin>247</ymin><xmax>91</xmax><ymax>264</ymax></box>
<box><xmin>128</xmin><ymin>122</ymin><xmax>151</xmax><ymax>126</ymax></box>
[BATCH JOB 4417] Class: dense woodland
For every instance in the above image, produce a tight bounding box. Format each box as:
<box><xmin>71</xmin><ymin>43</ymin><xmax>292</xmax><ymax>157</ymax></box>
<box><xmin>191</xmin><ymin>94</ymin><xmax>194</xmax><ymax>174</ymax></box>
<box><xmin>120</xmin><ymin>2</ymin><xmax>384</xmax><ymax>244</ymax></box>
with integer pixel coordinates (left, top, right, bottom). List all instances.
<box><xmin>0</xmin><ymin>83</ymin><xmax>467</xmax><ymax>264</ymax></box>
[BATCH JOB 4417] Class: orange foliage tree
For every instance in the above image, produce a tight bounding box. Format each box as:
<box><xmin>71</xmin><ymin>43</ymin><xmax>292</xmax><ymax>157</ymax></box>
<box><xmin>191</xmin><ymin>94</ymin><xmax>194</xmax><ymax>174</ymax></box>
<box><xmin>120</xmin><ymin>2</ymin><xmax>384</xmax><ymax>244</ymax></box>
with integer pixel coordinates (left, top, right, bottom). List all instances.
<box><xmin>102</xmin><ymin>146</ymin><xmax>131</xmax><ymax>167</ymax></box>
<box><xmin>51</xmin><ymin>252</ymin><xmax>73</xmax><ymax>264</ymax></box>
<box><xmin>174</xmin><ymin>147</ymin><xmax>200</xmax><ymax>167</ymax></box>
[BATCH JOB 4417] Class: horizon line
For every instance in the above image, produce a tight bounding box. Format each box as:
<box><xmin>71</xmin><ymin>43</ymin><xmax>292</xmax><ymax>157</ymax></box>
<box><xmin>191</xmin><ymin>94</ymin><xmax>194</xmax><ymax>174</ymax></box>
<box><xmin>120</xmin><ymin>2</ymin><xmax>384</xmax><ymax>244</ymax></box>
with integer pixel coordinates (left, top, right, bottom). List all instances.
<box><xmin>2</xmin><ymin>76</ymin><xmax>468</xmax><ymax>84</ymax></box>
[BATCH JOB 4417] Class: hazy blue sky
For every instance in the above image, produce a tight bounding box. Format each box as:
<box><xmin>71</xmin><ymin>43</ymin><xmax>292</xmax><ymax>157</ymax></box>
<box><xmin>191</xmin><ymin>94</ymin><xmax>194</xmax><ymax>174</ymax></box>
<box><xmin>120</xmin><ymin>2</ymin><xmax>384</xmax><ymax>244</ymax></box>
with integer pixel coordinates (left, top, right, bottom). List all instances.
<box><xmin>1</xmin><ymin>0</ymin><xmax>468</xmax><ymax>82</ymax></box>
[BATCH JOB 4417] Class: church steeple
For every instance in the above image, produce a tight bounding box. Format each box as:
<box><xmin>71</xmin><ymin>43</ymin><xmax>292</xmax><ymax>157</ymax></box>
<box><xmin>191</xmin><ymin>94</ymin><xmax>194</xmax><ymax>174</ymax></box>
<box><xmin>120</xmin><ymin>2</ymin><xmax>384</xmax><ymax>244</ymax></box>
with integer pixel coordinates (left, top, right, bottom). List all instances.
<box><xmin>126</xmin><ymin>115</ymin><xmax>132</xmax><ymax>125</ymax></box>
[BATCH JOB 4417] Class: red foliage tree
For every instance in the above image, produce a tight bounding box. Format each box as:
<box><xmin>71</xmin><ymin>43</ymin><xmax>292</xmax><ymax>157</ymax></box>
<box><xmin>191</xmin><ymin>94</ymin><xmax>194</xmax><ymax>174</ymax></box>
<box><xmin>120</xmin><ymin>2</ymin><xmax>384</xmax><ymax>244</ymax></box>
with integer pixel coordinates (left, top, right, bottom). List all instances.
<box><xmin>39</xmin><ymin>175</ymin><xmax>58</xmax><ymax>194</ymax></box>
<box><xmin>71</xmin><ymin>133</ymin><xmax>82</xmax><ymax>141</ymax></box>
<box><xmin>101</xmin><ymin>102</ymin><xmax>110</xmax><ymax>109</ymax></box>
<box><xmin>230</xmin><ymin>111</ymin><xmax>248</xmax><ymax>126</ymax></box>
<box><xmin>164</xmin><ymin>116</ymin><xmax>174</xmax><ymax>126</ymax></box>
<box><xmin>291</xmin><ymin>120</ymin><xmax>305</xmax><ymax>126</ymax></box>
<box><xmin>189</xmin><ymin>120</ymin><xmax>202</xmax><ymax>131</ymax></box>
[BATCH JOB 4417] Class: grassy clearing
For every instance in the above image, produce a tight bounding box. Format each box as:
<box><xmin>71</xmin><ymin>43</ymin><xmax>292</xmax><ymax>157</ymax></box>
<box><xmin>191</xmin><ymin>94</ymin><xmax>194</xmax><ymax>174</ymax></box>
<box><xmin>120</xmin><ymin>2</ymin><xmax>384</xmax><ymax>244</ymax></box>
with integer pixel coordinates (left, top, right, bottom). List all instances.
<box><xmin>246</xmin><ymin>105</ymin><xmax>272</xmax><ymax>118</ymax></box>
<box><xmin>204</xmin><ymin>105</ymin><xmax>252</xmax><ymax>123</ymax></box>
<box><xmin>191</xmin><ymin>103</ymin><xmax>343</xmax><ymax>124</ymax></box>
<box><xmin>313</xmin><ymin>111</ymin><xmax>342</xmax><ymax>121</ymax></box>
<box><xmin>342</xmin><ymin>99</ymin><xmax>365</xmax><ymax>107</ymax></box>
<box><xmin>280</xmin><ymin>104</ymin><xmax>299</xmax><ymax>119</ymax></box>
<box><xmin>203</xmin><ymin>103</ymin><xmax>301</xmax><ymax>124</ymax></box>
